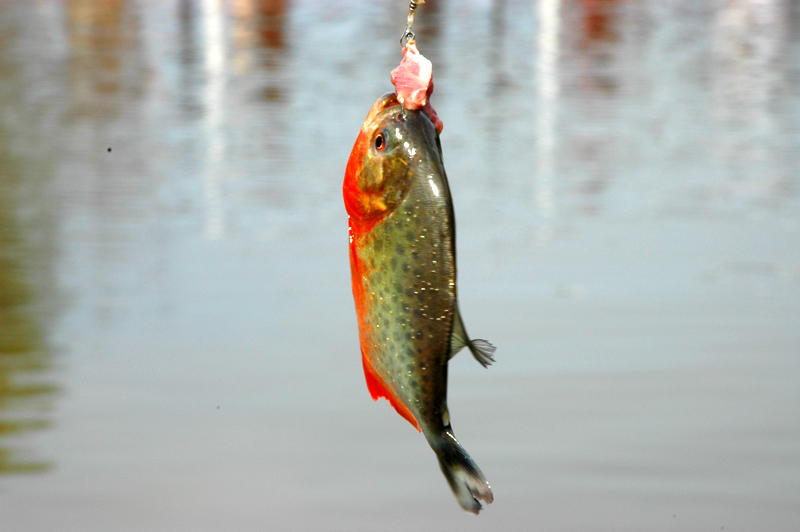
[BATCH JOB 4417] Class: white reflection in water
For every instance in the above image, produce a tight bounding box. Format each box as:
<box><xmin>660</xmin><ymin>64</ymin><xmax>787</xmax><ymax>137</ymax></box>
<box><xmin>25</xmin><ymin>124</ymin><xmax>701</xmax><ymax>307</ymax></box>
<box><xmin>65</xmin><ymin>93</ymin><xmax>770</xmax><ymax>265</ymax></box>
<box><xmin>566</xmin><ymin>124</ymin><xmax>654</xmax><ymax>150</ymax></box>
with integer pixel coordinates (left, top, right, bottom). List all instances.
<box><xmin>202</xmin><ymin>0</ymin><xmax>227</xmax><ymax>240</ymax></box>
<box><xmin>535</xmin><ymin>0</ymin><xmax>561</xmax><ymax>219</ymax></box>
<box><xmin>711</xmin><ymin>0</ymin><xmax>790</xmax><ymax>191</ymax></box>
<box><xmin>231</xmin><ymin>0</ymin><xmax>257</xmax><ymax>73</ymax></box>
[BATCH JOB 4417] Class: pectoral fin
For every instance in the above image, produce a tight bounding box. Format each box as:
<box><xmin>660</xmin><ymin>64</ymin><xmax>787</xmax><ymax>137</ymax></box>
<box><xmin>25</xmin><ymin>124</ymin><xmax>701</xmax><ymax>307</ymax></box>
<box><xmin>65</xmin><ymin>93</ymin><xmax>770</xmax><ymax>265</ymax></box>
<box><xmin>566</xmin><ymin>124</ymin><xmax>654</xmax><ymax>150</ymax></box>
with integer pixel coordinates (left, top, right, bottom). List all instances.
<box><xmin>449</xmin><ymin>309</ymin><xmax>496</xmax><ymax>368</ymax></box>
<box><xmin>449</xmin><ymin>310</ymin><xmax>469</xmax><ymax>358</ymax></box>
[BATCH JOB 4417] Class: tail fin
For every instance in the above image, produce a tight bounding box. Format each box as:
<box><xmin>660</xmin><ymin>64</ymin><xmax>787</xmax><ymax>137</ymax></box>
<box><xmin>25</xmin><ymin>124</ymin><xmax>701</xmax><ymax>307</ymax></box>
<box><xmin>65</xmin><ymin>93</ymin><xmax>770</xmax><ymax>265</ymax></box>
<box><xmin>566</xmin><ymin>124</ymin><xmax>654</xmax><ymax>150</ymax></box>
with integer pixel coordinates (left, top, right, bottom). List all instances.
<box><xmin>434</xmin><ymin>431</ymin><xmax>493</xmax><ymax>514</ymax></box>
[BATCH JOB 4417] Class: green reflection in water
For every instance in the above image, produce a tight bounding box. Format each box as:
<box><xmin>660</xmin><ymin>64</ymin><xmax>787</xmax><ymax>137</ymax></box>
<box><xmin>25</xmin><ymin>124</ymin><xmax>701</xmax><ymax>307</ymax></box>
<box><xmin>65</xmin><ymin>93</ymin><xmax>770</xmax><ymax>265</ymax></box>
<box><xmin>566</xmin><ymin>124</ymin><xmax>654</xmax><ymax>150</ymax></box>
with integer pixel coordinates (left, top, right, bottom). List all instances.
<box><xmin>0</xmin><ymin>123</ymin><xmax>59</xmax><ymax>476</ymax></box>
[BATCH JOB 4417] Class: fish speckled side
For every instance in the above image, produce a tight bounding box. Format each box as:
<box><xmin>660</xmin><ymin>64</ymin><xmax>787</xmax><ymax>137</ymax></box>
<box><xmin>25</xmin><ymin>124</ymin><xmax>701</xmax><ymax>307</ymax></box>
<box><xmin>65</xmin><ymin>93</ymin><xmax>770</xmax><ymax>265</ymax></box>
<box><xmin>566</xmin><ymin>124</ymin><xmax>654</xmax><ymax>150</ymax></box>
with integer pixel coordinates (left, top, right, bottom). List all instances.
<box><xmin>344</xmin><ymin>93</ymin><xmax>496</xmax><ymax>514</ymax></box>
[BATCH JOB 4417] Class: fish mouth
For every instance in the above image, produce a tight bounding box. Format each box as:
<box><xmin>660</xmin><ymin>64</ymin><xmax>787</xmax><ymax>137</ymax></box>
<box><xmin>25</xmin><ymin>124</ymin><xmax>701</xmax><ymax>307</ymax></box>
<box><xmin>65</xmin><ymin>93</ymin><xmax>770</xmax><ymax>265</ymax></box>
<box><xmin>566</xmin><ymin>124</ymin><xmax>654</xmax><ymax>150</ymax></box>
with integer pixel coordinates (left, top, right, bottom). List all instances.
<box><xmin>363</xmin><ymin>92</ymin><xmax>402</xmax><ymax>129</ymax></box>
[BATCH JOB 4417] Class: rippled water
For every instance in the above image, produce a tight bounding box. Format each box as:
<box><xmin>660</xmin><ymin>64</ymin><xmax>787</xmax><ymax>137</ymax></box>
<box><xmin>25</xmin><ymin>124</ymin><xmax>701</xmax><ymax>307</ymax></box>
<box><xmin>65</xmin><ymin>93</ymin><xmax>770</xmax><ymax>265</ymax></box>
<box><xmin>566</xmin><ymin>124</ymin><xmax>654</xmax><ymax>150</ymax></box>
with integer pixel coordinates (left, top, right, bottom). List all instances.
<box><xmin>1</xmin><ymin>0</ymin><xmax>799</xmax><ymax>530</ymax></box>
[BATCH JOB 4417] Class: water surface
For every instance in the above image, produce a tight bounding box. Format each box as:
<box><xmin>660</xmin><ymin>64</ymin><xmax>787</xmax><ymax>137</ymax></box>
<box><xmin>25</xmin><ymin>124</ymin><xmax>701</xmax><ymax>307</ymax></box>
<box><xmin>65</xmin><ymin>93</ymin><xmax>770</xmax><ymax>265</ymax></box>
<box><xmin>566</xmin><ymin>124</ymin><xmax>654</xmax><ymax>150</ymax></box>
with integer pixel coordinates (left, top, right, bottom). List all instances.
<box><xmin>0</xmin><ymin>0</ymin><xmax>798</xmax><ymax>530</ymax></box>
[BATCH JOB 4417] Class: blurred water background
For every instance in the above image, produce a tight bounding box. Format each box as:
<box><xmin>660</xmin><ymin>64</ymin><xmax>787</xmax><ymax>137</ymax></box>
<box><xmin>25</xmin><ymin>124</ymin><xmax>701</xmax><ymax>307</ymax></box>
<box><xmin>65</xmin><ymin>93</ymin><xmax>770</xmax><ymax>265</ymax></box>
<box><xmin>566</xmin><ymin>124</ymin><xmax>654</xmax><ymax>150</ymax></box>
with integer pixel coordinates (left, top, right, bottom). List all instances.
<box><xmin>0</xmin><ymin>0</ymin><xmax>799</xmax><ymax>530</ymax></box>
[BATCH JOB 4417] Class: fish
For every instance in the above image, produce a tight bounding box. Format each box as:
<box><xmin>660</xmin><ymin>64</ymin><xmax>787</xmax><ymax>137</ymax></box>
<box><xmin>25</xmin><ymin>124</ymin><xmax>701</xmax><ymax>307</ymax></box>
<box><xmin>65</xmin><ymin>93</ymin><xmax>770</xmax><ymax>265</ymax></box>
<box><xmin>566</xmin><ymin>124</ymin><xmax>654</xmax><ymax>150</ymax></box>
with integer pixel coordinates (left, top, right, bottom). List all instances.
<box><xmin>343</xmin><ymin>92</ymin><xmax>496</xmax><ymax>514</ymax></box>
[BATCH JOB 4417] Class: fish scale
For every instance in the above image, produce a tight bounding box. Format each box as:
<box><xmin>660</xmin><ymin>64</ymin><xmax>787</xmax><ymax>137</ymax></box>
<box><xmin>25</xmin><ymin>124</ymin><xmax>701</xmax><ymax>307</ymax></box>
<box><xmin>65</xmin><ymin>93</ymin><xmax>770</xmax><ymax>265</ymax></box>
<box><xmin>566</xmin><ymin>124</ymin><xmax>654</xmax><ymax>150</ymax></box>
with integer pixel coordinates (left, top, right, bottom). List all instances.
<box><xmin>356</xmin><ymin>175</ymin><xmax>455</xmax><ymax>425</ymax></box>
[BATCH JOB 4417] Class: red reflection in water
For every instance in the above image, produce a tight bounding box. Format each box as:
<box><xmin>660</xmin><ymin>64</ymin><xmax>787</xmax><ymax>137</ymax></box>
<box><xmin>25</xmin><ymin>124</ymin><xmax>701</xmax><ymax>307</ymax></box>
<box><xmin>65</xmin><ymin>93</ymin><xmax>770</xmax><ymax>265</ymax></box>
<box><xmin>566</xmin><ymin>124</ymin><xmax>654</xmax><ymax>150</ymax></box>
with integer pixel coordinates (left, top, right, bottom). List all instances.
<box><xmin>256</xmin><ymin>0</ymin><xmax>286</xmax><ymax>50</ymax></box>
<box><xmin>579</xmin><ymin>0</ymin><xmax>621</xmax><ymax>46</ymax></box>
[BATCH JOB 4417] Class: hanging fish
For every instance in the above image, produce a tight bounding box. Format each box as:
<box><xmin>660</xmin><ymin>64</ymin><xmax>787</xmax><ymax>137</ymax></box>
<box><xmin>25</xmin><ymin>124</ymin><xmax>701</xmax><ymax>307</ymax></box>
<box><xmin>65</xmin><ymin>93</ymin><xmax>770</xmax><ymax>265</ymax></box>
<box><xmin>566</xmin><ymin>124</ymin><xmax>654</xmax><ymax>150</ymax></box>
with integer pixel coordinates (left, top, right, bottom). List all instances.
<box><xmin>343</xmin><ymin>3</ymin><xmax>495</xmax><ymax>514</ymax></box>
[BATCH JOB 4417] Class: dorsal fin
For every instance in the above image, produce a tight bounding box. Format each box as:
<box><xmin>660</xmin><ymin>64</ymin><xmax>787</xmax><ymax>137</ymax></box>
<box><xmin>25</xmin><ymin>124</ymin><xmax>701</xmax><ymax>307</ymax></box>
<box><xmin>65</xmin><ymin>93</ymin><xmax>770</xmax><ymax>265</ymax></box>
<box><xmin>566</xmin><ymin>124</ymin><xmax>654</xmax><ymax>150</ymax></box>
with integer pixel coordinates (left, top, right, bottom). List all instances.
<box><xmin>362</xmin><ymin>350</ymin><xmax>421</xmax><ymax>432</ymax></box>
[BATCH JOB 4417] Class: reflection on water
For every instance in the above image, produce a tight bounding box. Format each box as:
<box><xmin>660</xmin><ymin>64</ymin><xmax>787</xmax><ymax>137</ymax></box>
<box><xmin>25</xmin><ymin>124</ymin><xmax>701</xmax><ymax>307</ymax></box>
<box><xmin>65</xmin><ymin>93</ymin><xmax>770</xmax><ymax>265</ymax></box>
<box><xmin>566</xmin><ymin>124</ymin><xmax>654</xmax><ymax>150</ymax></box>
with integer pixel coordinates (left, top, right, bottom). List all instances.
<box><xmin>579</xmin><ymin>0</ymin><xmax>620</xmax><ymax>46</ymax></box>
<box><xmin>0</xmin><ymin>0</ymin><xmax>798</xmax><ymax>530</ymax></box>
<box><xmin>535</xmin><ymin>0</ymin><xmax>560</xmax><ymax>219</ymax></box>
<box><xmin>0</xmin><ymin>93</ymin><xmax>59</xmax><ymax>475</ymax></box>
<box><xmin>712</xmin><ymin>0</ymin><xmax>794</xmax><ymax>198</ymax></box>
<box><xmin>200</xmin><ymin>0</ymin><xmax>228</xmax><ymax>239</ymax></box>
<box><xmin>0</xmin><ymin>0</ymin><xmax>293</xmax><ymax>477</ymax></box>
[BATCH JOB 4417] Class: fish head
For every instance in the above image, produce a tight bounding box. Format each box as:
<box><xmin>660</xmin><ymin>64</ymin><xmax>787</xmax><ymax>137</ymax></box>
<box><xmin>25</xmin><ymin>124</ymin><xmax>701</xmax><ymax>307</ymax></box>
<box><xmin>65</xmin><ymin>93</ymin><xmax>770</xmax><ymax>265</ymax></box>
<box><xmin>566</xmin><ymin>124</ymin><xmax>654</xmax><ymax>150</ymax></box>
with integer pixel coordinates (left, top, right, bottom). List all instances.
<box><xmin>344</xmin><ymin>92</ymin><xmax>440</xmax><ymax>232</ymax></box>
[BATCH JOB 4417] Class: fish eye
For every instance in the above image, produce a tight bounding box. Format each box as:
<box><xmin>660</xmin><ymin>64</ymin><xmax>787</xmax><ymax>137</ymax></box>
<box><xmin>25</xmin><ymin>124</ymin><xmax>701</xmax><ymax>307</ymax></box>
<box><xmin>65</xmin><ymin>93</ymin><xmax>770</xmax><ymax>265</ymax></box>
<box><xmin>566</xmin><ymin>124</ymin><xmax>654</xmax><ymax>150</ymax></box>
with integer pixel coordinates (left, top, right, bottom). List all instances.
<box><xmin>374</xmin><ymin>131</ymin><xmax>386</xmax><ymax>152</ymax></box>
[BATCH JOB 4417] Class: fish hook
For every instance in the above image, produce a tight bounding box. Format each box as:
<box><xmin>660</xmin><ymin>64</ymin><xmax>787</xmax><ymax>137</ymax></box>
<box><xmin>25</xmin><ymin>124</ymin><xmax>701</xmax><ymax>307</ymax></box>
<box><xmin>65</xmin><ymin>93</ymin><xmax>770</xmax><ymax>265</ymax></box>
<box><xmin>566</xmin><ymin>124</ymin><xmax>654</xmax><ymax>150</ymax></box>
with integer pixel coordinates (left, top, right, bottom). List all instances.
<box><xmin>401</xmin><ymin>0</ymin><xmax>424</xmax><ymax>47</ymax></box>
<box><xmin>399</xmin><ymin>0</ymin><xmax>425</xmax><ymax>118</ymax></box>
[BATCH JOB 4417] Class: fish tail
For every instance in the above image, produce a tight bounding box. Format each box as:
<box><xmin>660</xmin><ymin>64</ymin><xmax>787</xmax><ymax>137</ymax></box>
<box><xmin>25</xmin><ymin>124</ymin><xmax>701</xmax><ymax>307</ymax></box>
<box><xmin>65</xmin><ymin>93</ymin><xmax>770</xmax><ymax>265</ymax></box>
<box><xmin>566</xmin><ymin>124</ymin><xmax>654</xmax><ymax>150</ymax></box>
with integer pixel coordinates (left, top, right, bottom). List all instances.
<box><xmin>432</xmin><ymin>430</ymin><xmax>493</xmax><ymax>514</ymax></box>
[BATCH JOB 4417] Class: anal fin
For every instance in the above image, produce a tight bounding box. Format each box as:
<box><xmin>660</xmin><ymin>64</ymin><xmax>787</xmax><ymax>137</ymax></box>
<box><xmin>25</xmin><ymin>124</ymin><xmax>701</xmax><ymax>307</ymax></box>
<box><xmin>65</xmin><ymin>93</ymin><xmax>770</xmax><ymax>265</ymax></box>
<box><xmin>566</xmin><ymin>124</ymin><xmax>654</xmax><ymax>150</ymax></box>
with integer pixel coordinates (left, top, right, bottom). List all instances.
<box><xmin>362</xmin><ymin>350</ymin><xmax>421</xmax><ymax>432</ymax></box>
